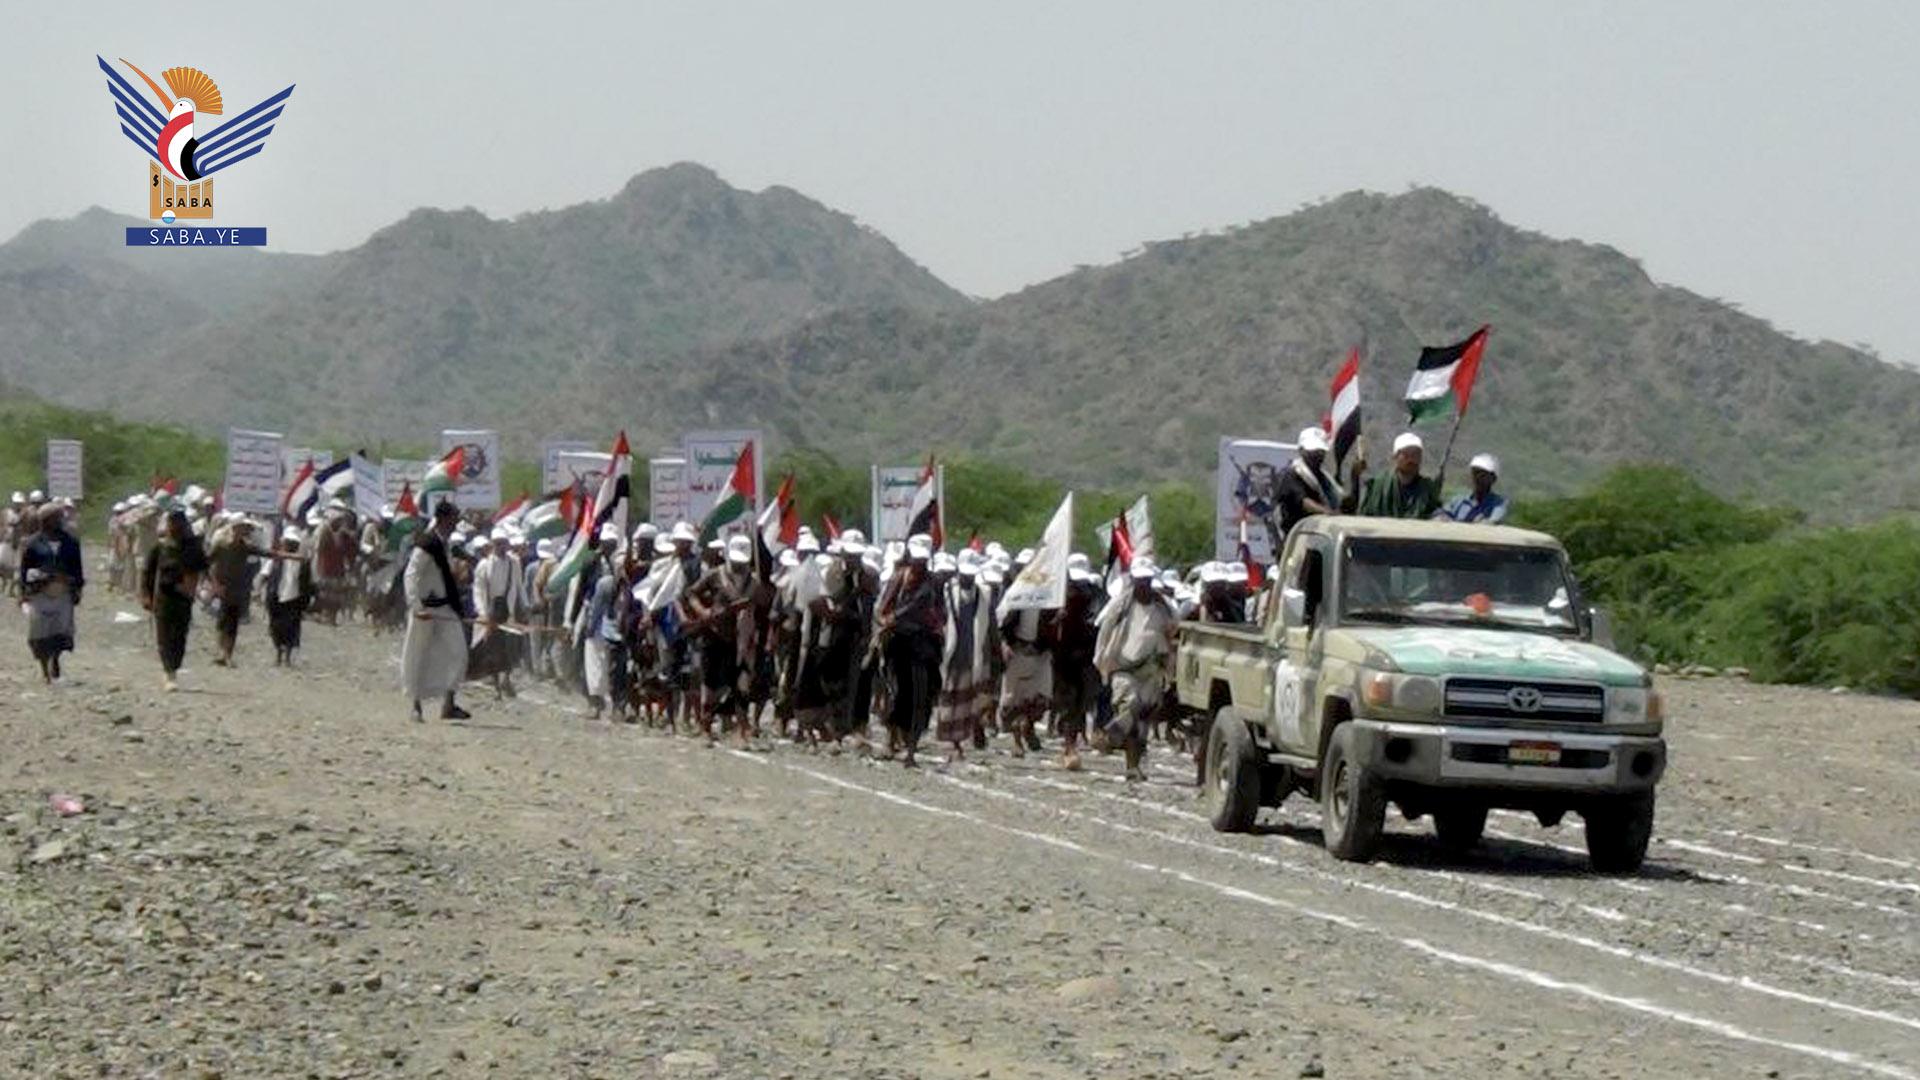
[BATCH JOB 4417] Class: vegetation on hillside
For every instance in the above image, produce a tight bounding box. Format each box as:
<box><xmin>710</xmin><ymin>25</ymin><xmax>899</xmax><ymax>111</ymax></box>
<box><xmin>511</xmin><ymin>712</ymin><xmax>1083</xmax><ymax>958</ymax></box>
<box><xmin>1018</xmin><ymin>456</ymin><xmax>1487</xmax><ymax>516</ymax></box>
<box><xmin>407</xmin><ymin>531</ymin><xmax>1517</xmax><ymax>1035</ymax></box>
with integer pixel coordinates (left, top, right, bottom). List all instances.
<box><xmin>0</xmin><ymin>396</ymin><xmax>224</xmax><ymax>525</ymax></box>
<box><xmin>10</xmin><ymin>174</ymin><xmax>1920</xmax><ymax>520</ymax></box>
<box><xmin>1524</xmin><ymin>466</ymin><xmax>1920</xmax><ymax>695</ymax></box>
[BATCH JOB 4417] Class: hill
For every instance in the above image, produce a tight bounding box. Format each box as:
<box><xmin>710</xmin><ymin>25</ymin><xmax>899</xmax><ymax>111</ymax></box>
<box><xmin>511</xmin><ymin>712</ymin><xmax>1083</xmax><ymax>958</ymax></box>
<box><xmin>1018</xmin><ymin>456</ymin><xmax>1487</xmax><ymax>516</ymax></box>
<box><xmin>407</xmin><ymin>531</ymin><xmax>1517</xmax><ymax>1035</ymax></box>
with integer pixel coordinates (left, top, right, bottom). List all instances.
<box><xmin>7</xmin><ymin>175</ymin><xmax>1920</xmax><ymax>516</ymax></box>
<box><xmin>0</xmin><ymin>208</ymin><xmax>330</xmax><ymax>405</ymax></box>
<box><xmin>73</xmin><ymin>163</ymin><xmax>967</xmax><ymax>438</ymax></box>
<box><xmin>602</xmin><ymin>189</ymin><xmax>1920</xmax><ymax>516</ymax></box>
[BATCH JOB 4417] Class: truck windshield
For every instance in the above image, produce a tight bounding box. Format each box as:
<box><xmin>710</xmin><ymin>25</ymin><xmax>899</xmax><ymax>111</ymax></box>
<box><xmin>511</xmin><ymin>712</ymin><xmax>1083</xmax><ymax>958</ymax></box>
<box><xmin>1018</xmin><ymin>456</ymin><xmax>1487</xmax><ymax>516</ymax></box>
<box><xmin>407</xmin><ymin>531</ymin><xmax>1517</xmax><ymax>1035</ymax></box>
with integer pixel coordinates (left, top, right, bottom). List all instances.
<box><xmin>1340</xmin><ymin>538</ymin><xmax>1578</xmax><ymax>633</ymax></box>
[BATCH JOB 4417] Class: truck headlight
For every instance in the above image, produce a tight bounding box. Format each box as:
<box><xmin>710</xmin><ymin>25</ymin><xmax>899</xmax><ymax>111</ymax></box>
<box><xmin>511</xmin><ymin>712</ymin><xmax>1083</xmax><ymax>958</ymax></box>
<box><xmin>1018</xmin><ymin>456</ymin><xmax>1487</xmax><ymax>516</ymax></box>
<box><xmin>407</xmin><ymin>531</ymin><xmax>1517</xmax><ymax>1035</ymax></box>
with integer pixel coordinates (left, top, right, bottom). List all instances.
<box><xmin>1362</xmin><ymin>672</ymin><xmax>1441</xmax><ymax>714</ymax></box>
<box><xmin>1606</xmin><ymin>686</ymin><xmax>1663</xmax><ymax>729</ymax></box>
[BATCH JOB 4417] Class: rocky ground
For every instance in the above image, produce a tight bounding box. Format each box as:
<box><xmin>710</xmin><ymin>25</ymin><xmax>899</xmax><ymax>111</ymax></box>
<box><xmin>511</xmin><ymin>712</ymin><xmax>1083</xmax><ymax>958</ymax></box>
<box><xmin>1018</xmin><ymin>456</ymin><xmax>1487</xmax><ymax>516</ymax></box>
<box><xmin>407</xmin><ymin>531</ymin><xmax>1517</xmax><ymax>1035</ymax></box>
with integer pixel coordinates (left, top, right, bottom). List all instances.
<box><xmin>3</xmin><ymin>596</ymin><xmax>1918</xmax><ymax>1079</ymax></box>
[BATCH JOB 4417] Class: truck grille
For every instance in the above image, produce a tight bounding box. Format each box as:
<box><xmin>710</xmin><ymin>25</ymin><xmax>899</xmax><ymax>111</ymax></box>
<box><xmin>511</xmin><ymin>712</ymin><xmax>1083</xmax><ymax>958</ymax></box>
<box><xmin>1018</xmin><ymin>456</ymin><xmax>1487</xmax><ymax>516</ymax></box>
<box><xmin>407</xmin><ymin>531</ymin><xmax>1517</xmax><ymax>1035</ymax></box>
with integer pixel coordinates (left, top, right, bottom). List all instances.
<box><xmin>1444</xmin><ymin>678</ymin><xmax>1605</xmax><ymax>724</ymax></box>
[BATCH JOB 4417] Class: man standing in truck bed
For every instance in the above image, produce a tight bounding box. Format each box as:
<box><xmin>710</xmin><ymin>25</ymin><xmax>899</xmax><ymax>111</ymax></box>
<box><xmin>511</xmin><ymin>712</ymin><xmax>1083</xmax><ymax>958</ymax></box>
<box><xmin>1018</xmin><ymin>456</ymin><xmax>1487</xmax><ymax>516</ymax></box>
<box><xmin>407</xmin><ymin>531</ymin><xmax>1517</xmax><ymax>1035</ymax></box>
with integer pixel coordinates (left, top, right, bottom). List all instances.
<box><xmin>1349</xmin><ymin>432</ymin><xmax>1443</xmax><ymax>520</ymax></box>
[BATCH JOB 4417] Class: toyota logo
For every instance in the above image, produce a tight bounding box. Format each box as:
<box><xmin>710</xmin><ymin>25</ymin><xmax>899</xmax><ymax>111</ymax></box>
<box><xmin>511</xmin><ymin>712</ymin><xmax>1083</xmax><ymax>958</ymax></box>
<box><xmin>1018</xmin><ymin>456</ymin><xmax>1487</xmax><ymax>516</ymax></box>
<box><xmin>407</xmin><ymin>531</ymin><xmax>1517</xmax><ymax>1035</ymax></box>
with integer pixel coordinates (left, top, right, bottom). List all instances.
<box><xmin>1506</xmin><ymin>686</ymin><xmax>1543</xmax><ymax>713</ymax></box>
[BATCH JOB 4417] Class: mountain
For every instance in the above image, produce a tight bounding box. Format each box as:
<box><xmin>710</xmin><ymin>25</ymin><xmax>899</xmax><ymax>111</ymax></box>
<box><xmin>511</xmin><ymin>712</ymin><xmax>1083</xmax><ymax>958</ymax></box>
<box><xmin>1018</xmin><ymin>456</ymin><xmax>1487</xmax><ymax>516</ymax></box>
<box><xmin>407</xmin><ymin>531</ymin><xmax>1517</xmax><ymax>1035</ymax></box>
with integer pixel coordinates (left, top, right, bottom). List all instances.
<box><xmin>0</xmin><ymin>207</ymin><xmax>329</xmax><ymax>403</ymax></box>
<box><xmin>6</xmin><ymin>173</ymin><xmax>1920</xmax><ymax>517</ymax></box>
<box><xmin>84</xmin><ymin>163</ymin><xmax>967</xmax><ymax>438</ymax></box>
<box><xmin>574</xmin><ymin>188</ymin><xmax>1920</xmax><ymax>517</ymax></box>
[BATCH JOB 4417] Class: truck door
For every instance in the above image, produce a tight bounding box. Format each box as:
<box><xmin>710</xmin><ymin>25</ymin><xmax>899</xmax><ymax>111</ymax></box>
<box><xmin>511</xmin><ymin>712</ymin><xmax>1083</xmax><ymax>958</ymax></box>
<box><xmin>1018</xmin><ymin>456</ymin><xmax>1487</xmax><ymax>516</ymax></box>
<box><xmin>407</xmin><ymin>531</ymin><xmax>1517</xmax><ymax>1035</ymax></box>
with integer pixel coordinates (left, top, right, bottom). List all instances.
<box><xmin>1275</xmin><ymin>537</ymin><xmax>1329</xmax><ymax>753</ymax></box>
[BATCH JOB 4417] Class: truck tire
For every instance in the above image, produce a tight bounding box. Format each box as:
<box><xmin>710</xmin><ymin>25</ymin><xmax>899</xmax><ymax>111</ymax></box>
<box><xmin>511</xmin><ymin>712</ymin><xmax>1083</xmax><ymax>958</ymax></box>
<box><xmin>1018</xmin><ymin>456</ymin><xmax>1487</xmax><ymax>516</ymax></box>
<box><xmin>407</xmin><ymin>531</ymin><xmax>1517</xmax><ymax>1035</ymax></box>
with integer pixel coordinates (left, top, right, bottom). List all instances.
<box><xmin>1204</xmin><ymin>710</ymin><xmax>1262</xmax><ymax>833</ymax></box>
<box><xmin>1321</xmin><ymin>724</ymin><xmax>1385</xmax><ymax>862</ymax></box>
<box><xmin>1433</xmin><ymin>806</ymin><xmax>1488</xmax><ymax>852</ymax></box>
<box><xmin>1584</xmin><ymin>791</ymin><xmax>1656</xmax><ymax>873</ymax></box>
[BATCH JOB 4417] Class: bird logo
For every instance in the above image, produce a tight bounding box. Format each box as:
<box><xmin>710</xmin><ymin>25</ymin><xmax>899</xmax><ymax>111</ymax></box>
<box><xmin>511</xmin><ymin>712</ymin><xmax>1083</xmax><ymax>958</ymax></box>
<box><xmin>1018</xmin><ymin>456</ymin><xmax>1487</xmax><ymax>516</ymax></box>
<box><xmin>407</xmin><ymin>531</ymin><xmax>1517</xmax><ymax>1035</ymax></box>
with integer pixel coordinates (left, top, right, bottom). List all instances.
<box><xmin>98</xmin><ymin>56</ymin><xmax>295</xmax><ymax>223</ymax></box>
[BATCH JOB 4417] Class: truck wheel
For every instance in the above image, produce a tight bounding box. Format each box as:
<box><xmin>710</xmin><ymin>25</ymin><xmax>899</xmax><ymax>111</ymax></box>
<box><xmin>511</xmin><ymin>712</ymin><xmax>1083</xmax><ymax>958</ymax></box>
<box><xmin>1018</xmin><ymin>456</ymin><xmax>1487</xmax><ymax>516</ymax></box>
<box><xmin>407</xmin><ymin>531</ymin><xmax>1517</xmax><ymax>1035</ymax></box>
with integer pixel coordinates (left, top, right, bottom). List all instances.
<box><xmin>1584</xmin><ymin>791</ymin><xmax>1656</xmax><ymax>873</ymax></box>
<box><xmin>1433</xmin><ymin>806</ymin><xmax>1488</xmax><ymax>852</ymax></box>
<box><xmin>1204</xmin><ymin>710</ymin><xmax>1262</xmax><ymax>833</ymax></box>
<box><xmin>1321</xmin><ymin>724</ymin><xmax>1385</xmax><ymax>862</ymax></box>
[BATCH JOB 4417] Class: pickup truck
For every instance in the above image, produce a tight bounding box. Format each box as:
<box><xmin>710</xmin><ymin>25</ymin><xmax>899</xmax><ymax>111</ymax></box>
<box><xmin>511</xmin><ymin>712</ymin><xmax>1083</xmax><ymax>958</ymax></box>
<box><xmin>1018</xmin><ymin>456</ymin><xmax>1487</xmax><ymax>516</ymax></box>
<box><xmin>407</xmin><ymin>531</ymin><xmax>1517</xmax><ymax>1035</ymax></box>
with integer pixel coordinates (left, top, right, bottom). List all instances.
<box><xmin>1176</xmin><ymin>516</ymin><xmax>1666</xmax><ymax>872</ymax></box>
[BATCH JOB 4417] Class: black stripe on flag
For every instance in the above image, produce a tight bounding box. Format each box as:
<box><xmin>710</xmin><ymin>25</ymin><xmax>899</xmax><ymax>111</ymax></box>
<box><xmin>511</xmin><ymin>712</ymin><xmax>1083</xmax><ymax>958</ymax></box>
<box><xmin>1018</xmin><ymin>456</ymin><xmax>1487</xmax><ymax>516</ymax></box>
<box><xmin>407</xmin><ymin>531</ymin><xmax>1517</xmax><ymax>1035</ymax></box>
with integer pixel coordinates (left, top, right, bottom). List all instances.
<box><xmin>1416</xmin><ymin>327</ymin><xmax>1488</xmax><ymax>371</ymax></box>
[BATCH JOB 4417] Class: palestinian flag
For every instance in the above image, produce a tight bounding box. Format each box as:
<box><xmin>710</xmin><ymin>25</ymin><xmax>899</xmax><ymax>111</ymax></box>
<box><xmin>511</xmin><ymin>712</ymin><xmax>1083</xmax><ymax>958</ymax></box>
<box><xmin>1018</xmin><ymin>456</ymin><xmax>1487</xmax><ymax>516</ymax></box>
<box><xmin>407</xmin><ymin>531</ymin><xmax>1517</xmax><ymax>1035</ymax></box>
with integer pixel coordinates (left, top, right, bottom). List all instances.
<box><xmin>543</xmin><ymin>493</ymin><xmax>599</xmax><ymax>597</ymax></box>
<box><xmin>493</xmin><ymin>492</ymin><xmax>530</xmax><ymax>527</ymax></box>
<box><xmin>280</xmin><ymin>457</ymin><xmax>316</xmax><ymax>518</ymax></box>
<box><xmin>699</xmin><ymin>440</ymin><xmax>756</xmax><ymax>544</ymax></box>
<box><xmin>1325</xmin><ymin>348</ymin><xmax>1362</xmax><ymax>473</ymax></box>
<box><xmin>907</xmin><ymin>457</ymin><xmax>942</xmax><ymax>548</ymax></box>
<box><xmin>1406</xmin><ymin>325</ymin><xmax>1490</xmax><ymax>424</ymax></box>
<box><xmin>757</xmin><ymin>475</ymin><xmax>797</xmax><ymax>554</ymax></box>
<box><xmin>589</xmin><ymin>432</ymin><xmax>633</xmax><ymax>545</ymax></box>
<box><xmin>521</xmin><ymin>497</ymin><xmax>570</xmax><ymax>541</ymax></box>
<box><xmin>419</xmin><ymin>446</ymin><xmax>465</xmax><ymax>511</ymax></box>
<box><xmin>384</xmin><ymin>482</ymin><xmax>422</xmax><ymax>553</ymax></box>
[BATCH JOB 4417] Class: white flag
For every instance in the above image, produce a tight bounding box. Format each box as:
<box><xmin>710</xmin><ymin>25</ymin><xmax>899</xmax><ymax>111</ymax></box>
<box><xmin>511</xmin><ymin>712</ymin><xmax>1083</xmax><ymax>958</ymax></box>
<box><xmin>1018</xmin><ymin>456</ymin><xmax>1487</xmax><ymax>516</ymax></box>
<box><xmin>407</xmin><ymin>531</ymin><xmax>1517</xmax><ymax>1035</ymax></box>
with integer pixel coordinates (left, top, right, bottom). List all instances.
<box><xmin>1001</xmin><ymin>492</ymin><xmax>1073</xmax><ymax>614</ymax></box>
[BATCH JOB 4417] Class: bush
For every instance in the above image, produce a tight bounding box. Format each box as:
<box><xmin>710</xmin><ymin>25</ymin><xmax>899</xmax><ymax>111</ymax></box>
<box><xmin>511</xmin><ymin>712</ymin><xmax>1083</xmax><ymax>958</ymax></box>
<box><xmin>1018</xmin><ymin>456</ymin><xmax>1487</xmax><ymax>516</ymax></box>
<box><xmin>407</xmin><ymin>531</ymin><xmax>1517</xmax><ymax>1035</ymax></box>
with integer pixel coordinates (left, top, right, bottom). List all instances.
<box><xmin>1520</xmin><ymin>463</ymin><xmax>1799</xmax><ymax>563</ymax></box>
<box><xmin>1530</xmin><ymin>464</ymin><xmax>1920</xmax><ymax>694</ymax></box>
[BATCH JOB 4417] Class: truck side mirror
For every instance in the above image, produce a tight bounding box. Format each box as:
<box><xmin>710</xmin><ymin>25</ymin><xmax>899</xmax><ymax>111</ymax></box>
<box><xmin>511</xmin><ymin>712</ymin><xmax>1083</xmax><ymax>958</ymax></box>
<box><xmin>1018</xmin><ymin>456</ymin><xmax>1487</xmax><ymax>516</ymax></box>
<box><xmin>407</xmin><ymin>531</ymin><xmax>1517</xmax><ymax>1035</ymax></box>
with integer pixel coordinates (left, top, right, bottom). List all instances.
<box><xmin>1588</xmin><ymin>607</ymin><xmax>1615</xmax><ymax>650</ymax></box>
<box><xmin>1281</xmin><ymin>586</ymin><xmax>1307</xmax><ymax>628</ymax></box>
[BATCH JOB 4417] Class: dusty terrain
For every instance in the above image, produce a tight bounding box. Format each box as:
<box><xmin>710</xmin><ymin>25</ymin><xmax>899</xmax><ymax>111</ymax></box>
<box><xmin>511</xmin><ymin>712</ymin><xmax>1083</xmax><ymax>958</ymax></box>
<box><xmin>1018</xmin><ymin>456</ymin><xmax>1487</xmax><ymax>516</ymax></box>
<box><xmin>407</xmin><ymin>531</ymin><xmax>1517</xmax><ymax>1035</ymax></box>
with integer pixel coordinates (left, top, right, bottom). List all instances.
<box><xmin>4</xmin><ymin>596</ymin><xmax>1918</xmax><ymax>1079</ymax></box>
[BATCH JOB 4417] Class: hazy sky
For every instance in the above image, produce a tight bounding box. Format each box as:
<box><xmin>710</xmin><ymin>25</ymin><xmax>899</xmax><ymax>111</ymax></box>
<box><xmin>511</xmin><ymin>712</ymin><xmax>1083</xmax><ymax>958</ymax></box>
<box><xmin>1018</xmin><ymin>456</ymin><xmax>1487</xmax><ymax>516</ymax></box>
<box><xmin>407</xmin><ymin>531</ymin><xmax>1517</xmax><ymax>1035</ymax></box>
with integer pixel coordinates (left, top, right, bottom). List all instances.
<box><xmin>10</xmin><ymin>1</ymin><xmax>1918</xmax><ymax>362</ymax></box>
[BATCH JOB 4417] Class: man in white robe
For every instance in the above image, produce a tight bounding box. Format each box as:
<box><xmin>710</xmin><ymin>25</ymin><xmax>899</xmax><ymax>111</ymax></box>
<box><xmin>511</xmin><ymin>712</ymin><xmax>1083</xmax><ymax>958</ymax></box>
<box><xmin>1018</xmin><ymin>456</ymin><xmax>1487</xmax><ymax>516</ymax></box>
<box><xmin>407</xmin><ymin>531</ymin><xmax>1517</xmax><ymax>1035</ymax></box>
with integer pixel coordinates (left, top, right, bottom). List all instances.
<box><xmin>403</xmin><ymin>500</ymin><xmax>470</xmax><ymax>721</ymax></box>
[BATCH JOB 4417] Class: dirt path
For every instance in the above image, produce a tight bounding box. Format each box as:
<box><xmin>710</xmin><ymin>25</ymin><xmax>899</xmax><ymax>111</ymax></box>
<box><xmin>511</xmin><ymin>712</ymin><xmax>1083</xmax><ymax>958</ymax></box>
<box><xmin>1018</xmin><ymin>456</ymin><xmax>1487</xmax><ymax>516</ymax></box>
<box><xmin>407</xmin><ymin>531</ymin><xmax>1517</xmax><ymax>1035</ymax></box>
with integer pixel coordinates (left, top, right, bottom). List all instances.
<box><xmin>3</xmin><ymin>598</ymin><xmax>1917</xmax><ymax>1079</ymax></box>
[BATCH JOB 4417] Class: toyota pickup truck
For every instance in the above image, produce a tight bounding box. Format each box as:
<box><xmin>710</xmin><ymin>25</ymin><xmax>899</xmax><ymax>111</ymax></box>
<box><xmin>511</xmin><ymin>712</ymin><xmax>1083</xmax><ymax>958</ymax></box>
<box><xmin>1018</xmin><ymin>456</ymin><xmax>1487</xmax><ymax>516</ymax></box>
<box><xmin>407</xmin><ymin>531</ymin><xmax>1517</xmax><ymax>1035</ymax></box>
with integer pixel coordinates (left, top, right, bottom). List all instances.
<box><xmin>1177</xmin><ymin>516</ymin><xmax>1665</xmax><ymax>872</ymax></box>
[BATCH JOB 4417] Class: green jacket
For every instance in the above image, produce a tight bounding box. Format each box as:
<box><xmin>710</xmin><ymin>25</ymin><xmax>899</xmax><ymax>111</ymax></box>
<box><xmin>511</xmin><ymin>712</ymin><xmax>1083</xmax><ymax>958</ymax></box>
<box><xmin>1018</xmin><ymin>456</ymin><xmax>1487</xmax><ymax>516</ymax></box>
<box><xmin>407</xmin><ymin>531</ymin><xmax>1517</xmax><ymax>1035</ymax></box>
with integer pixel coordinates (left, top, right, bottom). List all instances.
<box><xmin>1355</xmin><ymin>472</ymin><xmax>1443</xmax><ymax>519</ymax></box>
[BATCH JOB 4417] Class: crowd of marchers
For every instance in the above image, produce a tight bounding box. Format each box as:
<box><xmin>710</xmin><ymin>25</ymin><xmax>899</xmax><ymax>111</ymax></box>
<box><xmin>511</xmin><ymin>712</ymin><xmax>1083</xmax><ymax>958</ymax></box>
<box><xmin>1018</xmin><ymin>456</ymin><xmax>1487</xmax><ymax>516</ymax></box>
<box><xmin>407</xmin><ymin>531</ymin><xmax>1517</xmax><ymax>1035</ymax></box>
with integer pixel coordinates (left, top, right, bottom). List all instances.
<box><xmin>0</xmin><ymin>425</ymin><xmax>1509</xmax><ymax>781</ymax></box>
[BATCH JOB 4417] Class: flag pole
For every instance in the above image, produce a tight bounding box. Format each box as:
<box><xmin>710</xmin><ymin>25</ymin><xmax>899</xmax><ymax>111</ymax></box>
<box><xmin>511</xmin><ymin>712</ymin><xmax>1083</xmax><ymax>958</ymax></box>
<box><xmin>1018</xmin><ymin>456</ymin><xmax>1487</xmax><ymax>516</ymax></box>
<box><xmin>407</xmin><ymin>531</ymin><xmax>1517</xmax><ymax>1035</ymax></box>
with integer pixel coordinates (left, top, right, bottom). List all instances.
<box><xmin>1436</xmin><ymin>407</ymin><xmax>1467</xmax><ymax>489</ymax></box>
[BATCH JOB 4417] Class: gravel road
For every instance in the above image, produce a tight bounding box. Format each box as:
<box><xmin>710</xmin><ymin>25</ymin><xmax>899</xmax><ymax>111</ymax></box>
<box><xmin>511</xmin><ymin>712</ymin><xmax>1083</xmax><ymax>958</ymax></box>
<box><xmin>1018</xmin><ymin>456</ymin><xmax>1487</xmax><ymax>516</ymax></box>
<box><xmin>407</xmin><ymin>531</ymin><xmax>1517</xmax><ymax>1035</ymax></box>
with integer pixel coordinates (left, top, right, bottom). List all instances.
<box><xmin>4</xmin><ymin>599</ymin><xmax>1918</xmax><ymax>1079</ymax></box>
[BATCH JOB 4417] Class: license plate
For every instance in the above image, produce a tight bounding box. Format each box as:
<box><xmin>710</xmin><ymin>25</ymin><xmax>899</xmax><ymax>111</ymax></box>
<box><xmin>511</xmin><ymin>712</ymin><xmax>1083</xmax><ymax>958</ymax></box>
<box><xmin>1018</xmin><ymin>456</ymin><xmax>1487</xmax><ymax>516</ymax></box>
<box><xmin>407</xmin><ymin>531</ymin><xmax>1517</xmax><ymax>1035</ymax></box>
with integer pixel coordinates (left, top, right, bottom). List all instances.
<box><xmin>1508</xmin><ymin>741</ymin><xmax>1562</xmax><ymax>766</ymax></box>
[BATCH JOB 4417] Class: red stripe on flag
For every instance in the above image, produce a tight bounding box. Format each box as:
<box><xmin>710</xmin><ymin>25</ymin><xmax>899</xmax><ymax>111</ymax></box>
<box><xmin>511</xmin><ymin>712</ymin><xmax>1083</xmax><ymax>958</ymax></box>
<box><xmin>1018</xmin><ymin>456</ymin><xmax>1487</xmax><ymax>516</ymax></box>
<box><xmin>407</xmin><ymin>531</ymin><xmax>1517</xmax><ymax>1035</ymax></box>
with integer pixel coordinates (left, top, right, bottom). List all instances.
<box><xmin>1452</xmin><ymin>326</ymin><xmax>1490</xmax><ymax>415</ymax></box>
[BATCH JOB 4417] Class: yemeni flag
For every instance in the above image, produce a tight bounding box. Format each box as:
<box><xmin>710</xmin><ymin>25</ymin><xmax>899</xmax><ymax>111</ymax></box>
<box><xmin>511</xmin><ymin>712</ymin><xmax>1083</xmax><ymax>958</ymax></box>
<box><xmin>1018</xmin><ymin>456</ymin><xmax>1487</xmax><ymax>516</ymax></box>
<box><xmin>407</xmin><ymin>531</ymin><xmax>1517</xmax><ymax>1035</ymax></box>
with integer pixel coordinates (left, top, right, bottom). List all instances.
<box><xmin>280</xmin><ymin>457</ymin><xmax>316</xmax><ymax>518</ymax></box>
<box><xmin>419</xmin><ymin>446</ymin><xmax>465</xmax><ymax>510</ymax></box>
<box><xmin>757</xmin><ymin>475</ymin><xmax>798</xmax><ymax>554</ymax></box>
<box><xmin>1237</xmin><ymin>515</ymin><xmax>1265</xmax><ymax>589</ymax></box>
<box><xmin>1105</xmin><ymin>511</ymin><xmax>1128</xmax><ymax>576</ymax></box>
<box><xmin>821</xmin><ymin>512</ymin><xmax>842</xmax><ymax>541</ymax></box>
<box><xmin>1103</xmin><ymin>507</ymin><xmax>1134</xmax><ymax>591</ymax></box>
<box><xmin>298</xmin><ymin>457</ymin><xmax>353</xmax><ymax>520</ymax></box>
<box><xmin>521</xmin><ymin>497</ymin><xmax>570</xmax><ymax>541</ymax></box>
<box><xmin>384</xmin><ymin>482</ymin><xmax>422</xmax><ymax>553</ymax></box>
<box><xmin>699</xmin><ymin>440</ymin><xmax>757</xmax><ymax>544</ymax></box>
<box><xmin>588</xmin><ymin>432</ymin><xmax>634</xmax><ymax>545</ymax></box>
<box><xmin>1325</xmin><ymin>348</ymin><xmax>1363</xmax><ymax>473</ymax></box>
<box><xmin>907</xmin><ymin>457</ymin><xmax>942</xmax><ymax>548</ymax></box>
<box><xmin>1406</xmin><ymin>325</ymin><xmax>1490</xmax><ymax>424</ymax></box>
<box><xmin>543</xmin><ymin>493</ymin><xmax>600</xmax><ymax>597</ymax></box>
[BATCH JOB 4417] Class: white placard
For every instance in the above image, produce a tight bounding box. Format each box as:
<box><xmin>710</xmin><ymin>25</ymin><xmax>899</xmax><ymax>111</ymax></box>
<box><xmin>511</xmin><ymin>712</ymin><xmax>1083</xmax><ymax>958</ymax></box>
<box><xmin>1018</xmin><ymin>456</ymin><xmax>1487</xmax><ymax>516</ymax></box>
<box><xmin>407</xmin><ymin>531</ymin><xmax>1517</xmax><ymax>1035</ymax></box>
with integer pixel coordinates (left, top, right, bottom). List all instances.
<box><xmin>553</xmin><ymin>451</ymin><xmax>612</xmax><ymax>496</ymax></box>
<box><xmin>45</xmin><ymin>439</ymin><xmax>83</xmax><ymax>500</ymax></box>
<box><xmin>539</xmin><ymin>439</ymin><xmax>595</xmax><ymax>496</ymax></box>
<box><xmin>1217</xmin><ymin>437</ymin><xmax>1296</xmax><ymax>563</ymax></box>
<box><xmin>382</xmin><ymin>459</ymin><xmax>428</xmax><ymax>506</ymax></box>
<box><xmin>351</xmin><ymin>454</ymin><xmax>385</xmax><ymax>518</ymax></box>
<box><xmin>680</xmin><ymin>430</ymin><xmax>761</xmax><ymax>540</ymax></box>
<box><xmin>871</xmin><ymin>464</ymin><xmax>939</xmax><ymax>545</ymax></box>
<box><xmin>223</xmin><ymin>429</ymin><xmax>284</xmax><ymax>514</ymax></box>
<box><xmin>648</xmin><ymin>457</ymin><xmax>687</xmax><ymax>528</ymax></box>
<box><xmin>439</xmin><ymin>430</ymin><xmax>501</xmax><ymax>510</ymax></box>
